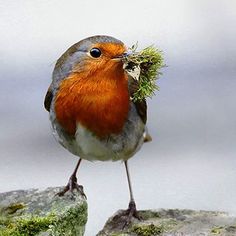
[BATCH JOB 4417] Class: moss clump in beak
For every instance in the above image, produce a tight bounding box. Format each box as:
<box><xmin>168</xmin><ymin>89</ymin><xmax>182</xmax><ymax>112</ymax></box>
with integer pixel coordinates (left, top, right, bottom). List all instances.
<box><xmin>123</xmin><ymin>43</ymin><xmax>164</xmax><ymax>101</ymax></box>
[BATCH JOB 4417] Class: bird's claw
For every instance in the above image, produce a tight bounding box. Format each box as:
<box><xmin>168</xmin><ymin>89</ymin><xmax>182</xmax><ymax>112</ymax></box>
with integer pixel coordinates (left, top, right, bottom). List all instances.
<box><xmin>55</xmin><ymin>175</ymin><xmax>86</xmax><ymax>199</ymax></box>
<box><xmin>122</xmin><ymin>200</ymin><xmax>142</xmax><ymax>229</ymax></box>
<box><xmin>109</xmin><ymin>200</ymin><xmax>142</xmax><ymax>229</ymax></box>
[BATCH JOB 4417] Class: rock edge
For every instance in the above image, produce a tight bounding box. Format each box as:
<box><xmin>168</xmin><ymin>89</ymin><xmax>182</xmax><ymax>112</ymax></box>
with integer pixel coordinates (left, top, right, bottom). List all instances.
<box><xmin>0</xmin><ymin>187</ymin><xmax>87</xmax><ymax>236</ymax></box>
<box><xmin>97</xmin><ymin>208</ymin><xmax>236</xmax><ymax>236</ymax></box>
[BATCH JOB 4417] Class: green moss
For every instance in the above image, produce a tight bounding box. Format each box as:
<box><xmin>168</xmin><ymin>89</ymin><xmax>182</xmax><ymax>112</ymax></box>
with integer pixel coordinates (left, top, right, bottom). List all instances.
<box><xmin>0</xmin><ymin>203</ymin><xmax>26</xmax><ymax>232</ymax></box>
<box><xmin>0</xmin><ymin>213</ymin><xmax>56</xmax><ymax>236</ymax></box>
<box><xmin>163</xmin><ymin>219</ymin><xmax>179</xmax><ymax>232</ymax></box>
<box><xmin>0</xmin><ymin>202</ymin><xmax>87</xmax><ymax>236</ymax></box>
<box><xmin>123</xmin><ymin>44</ymin><xmax>164</xmax><ymax>101</ymax></box>
<box><xmin>131</xmin><ymin>224</ymin><xmax>164</xmax><ymax>236</ymax></box>
<box><xmin>50</xmin><ymin>202</ymin><xmax>87</xmax><ymax>236</ymax></box>
<box><xmin>4</xmin><ymin>203</ymin><xmax>26</xmax><ymax>215</ymax></box>
<box><xmin>110</xmin><ymin>234</ymin><xmax>129</xmax><ymax>236</ymax></box>
<box><xmin>138</xmin><ymin>210</ymin><xmax>160</xmax><ymax>220</ymax></box>
<box><xmin>211</xmin><ymin>226</ymin><xmax>224</xmax><ymax>234</ymax></box>
<box><xmin>210</xmin><ymin>224</ymin><xmax>236</xmax><ymax>235</ymax></box>
<box><xmin>225</xmin><ymin>225</ymin><xmax>236</xmax><ymax>232</ymax></box>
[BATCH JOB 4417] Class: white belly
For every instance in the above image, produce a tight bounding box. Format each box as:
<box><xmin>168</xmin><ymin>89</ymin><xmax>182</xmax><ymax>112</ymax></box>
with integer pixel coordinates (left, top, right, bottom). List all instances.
<box><xmin>51</xmin><ymin>104</ymin><xmax>145</xmax><ymax>162</ymax></box>
<box><xmin>73</xmin><ymin>122</ymin><xmax>143</xmax><ymax>161</ymax></box>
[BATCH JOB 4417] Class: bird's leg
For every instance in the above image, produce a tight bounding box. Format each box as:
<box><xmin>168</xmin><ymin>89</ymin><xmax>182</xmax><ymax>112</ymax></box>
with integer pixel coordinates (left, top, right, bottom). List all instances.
<box><xmin>122</xmin><ymin>160</ymin><xmax>141</xmax><ymax>228</ymax></box>
<box><xmin>56</xmin><ymin>158</ymin><xmax>86</xmax><ymax>198</ymax></box>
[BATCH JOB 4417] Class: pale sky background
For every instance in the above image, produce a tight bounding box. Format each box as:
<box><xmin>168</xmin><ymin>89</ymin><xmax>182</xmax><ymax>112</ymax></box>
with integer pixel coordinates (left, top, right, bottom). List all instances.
<box><xmin>1</xmin><ymin>1</ymin><xmax>236</xmax><ymax>235</ymax></box>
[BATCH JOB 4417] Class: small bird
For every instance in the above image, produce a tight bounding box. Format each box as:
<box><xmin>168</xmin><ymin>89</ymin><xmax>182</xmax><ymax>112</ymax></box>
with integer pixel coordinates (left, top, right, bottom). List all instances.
<box><xmin>44</xmin><ymin>35</ymin><xmax>152</xmax><ymax>226</ymax></box>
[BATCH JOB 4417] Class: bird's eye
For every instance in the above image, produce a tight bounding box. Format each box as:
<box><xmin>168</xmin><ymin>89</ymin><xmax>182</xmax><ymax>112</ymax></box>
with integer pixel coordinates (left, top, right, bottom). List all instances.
<box><xmin>90</xmin><ymin>48</ymin><xmax>101</xmax><ymax>58</ymax></box>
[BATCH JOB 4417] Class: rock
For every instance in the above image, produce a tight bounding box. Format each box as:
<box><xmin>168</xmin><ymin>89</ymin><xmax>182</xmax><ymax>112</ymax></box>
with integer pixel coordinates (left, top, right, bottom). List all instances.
<box><xmin>97</xmin><ymin>209</ymin><xmax>236</xmax><ymax>236</ymax></box>
<box><xmin>0</xmin><ymin>187</ymin><xmax>87</xmax><ymax>236</ymax></box>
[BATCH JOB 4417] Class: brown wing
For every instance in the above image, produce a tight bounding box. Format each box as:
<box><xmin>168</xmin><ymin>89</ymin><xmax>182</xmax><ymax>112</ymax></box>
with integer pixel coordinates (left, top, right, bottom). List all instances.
<box><xmin>129</xmin><ymin>77</ymin><xmax>147</xmax><ymax>124</ymax></box>
<box><xmin>44</xmin><ymin>85</ymin><xmax>53</xmax><ymax>112</ymax></box>
<box><xmin>129</xmin><ymin>77</ymin><xmax>152</xmax><ymax>142</ymax></box>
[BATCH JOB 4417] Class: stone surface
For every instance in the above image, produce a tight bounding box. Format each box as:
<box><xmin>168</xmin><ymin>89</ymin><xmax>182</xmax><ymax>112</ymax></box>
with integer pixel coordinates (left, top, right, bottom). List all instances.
<box><xmin>0</xmin><ymin>187</ymin><xmax>87</xmax><ymax>236</ymax></box>
<box><xmin>97</xmin><ymin>209</ymin><xmax>236</xmax><ymax>236</ymax></box>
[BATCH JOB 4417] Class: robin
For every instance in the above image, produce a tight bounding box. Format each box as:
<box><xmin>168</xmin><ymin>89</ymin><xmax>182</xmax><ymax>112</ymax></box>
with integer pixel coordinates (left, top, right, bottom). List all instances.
<box><xmin>44</xmin><ymin>35</ymin><xmax>152</xmax><ymax>226</ymax></box>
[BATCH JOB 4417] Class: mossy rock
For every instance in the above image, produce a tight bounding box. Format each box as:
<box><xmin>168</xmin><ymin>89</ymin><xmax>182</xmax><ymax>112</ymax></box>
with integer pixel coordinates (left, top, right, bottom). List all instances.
<box><xmin>97</xmin><ymin>209</ymin><xmax>236</xmax><ymax>236</ymax></box>
<box><xmin>0</xmin><ymin>187</ymin><xmax>87</xmax><ymax>236</ymax></box>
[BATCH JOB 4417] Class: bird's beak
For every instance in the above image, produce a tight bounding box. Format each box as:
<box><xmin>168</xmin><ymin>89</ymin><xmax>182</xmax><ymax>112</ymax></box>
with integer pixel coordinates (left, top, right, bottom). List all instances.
<box><xmin>112</xmin><ymin>51</ymin><xmax>132</xmax><ymax>61</ymax></box>
<box><xmin>121</xmin><ymin>51</ymin><xmax>132</xmax><ymax>58</ymax></box>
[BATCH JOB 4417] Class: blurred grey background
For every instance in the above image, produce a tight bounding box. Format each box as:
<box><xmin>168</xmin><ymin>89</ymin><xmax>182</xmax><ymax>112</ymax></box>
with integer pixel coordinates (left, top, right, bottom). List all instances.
<box><xmin>1</xmin><ymin>0</ymin><xmax>236</xmax><ymax>235</ymax></box>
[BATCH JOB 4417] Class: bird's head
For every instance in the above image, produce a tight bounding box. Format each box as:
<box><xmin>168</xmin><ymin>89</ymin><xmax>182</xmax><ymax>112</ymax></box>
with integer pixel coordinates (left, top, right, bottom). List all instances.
<box><xmin>53</xmin><ymin>35</ymin><xmax>128</xmax><ymax>85</ymax></box>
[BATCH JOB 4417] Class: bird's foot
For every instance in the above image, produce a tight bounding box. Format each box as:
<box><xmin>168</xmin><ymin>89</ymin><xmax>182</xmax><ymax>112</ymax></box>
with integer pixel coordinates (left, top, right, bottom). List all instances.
<box><xmin>56</xmin><ymin>174</ymin><xmax>86</xmax><ymax>199</ymax></box>
<box><xmin>111</xmin><ymin>200</ymin><xmax>142</xmax><ymax>230</ymax></box>
<box><xmin>122</xmin><ymin>200</ymin><xmax>142</xmax><ymax>228</ymax></box>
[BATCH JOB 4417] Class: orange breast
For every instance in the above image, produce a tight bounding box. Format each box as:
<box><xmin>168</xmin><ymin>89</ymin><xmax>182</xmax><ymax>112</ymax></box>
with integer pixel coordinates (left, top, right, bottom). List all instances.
<box><xmin>55</xmin><ymin>63</ymin><xmax>129</xmax><ymax>138</ymax></box>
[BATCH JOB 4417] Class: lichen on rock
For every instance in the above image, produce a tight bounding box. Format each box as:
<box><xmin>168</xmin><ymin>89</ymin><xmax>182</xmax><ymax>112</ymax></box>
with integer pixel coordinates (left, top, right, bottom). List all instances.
<box><xmin>97</xmin><ymin>209</ymin><xmax>236</xmax><ymax>236</ymax></box>
<box><xmin>0</xmin><ymin>187</ymin><xmax>87</xmax><ymax>236</ymax></box>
